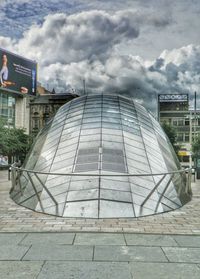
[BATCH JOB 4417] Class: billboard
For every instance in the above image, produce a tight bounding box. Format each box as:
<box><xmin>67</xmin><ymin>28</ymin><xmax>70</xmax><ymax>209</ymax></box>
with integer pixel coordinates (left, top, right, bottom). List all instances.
<box><xmin>0</xmin><ymin>48</ymin><xmax>37</xmax><ymax>95</ymax></box>
<box><xmin>158</xmin><ymin>94</ymin><xmax>188</xmax><ymax>103</ymax></box>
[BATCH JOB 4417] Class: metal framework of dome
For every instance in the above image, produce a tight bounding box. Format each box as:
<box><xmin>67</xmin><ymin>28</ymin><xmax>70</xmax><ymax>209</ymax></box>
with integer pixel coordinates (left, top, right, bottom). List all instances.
<box><xmin>10</xmin><ymin>94</ymin><xmax>191</xmax><ymax>218</ymax></box>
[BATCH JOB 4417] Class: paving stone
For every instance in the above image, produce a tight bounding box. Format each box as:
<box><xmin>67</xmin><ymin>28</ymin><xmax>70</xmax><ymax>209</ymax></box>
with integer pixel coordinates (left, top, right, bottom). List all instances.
<box><xmin>173</xmin><ymin>235</ymin><xmax>200</xmax><ymax>247</ymax></box>
<box><xmin>37</xmin><ymin>261</ymin><xmax>132</xmax><ymax>279</ymax></box>
<box><xmin>74</xmin><ymin>233</ymin><xmax>125</xmax><ymax>245</ymax></box>
<box><xmin>163</xmin><ymin>247</ymin><xmax>200</xmax><ymax>263</ymax></box>
<box><xmin>23</xmin><ymin>244</ymin><xmax>93</xmax><ymax>261</ymax></box>
<box><xmin>129</xmin><ymin>262</ymin><xmax>200</xmax><ymax>279</ymax></box>
<box><xmin>20</xmin><ymin>233</ymin><xmax>75</xmax><ymax>245</ymax></box>
<box><xmin>0</xmin><ymin>233</ymin><xmax>27</xmax><ymax>245</ymax></box>
<box><xmin>124</xmin><ymin>234</ymin><xmax>178</xmax><ymax>246</ymax></box>
<box><xmin>0</xmin><ymin>245</ymin><xmax>29</xmax><ymax>260</ymax></box>
<box><xmin>0</xmin><ymin>261</ymin><xmax>43</xmax><ymax>279</ymax></box>
<box><xmin>94</xmin><ymin>245</ymin><xmax>168</xmax><ymax>262</ymax></box>
<box><xmin>1</xmin><ymin>170</ymin><xmax>200</xmax><ymax>234</ymax></box>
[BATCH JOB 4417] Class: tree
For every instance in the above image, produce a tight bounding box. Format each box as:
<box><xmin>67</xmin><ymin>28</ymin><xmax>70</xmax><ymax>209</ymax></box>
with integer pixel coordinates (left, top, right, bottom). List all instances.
<box><xmin>0</xmin><ymin>118</ymin><xmax>32</xmax><ymax>164</ymax></box>
<box><xmin>192</xmin><ymin>135</ymin><xmax>200</xmax><ymax>158</ymax></box>
<box><xmin>161</xmin><ymin>122</ymin><xmax>180</xmax><ymax>155</ymax></box>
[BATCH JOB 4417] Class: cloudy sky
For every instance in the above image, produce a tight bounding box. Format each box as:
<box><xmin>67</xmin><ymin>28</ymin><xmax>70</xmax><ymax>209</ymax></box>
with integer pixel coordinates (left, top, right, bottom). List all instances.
<box><xmin>0</xmin><ymin>0</ymin><xmax>200</xmax><ymax>113</ymax></box>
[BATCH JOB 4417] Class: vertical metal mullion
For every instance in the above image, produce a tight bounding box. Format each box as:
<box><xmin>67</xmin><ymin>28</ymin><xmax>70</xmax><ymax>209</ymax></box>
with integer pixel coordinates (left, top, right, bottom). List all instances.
<box><xmin>118</xmin><ymin>96</ymin><xmax>136</xmax><ymax>217</ymax></box>
<box><xmin>149</xmin><ymin>114</ymin><xmax>180</xmax><ymax>205</ymax></box>
<box><xmin>38</xmin><ymin>102</ymin><xmax>73</xmax><ymax>215</ymax></box>
<box><xmin>98</xmin><ymin>94</ymin><xmax>103</xmax><ymax>218</ymax></box>
<box><xmin>134</xmin><ymin>102</ymin><xmax>162</xmax><ymax>211</ymax></box>
<box><xmin>62</xmin><ymin>96</ymin><xmax>88</xmax><ymax>216</ymax></box>
<box><xmin>48</xmin><ymin>104</ymin><xmax>72</xmax><ymax>172</ymax></box>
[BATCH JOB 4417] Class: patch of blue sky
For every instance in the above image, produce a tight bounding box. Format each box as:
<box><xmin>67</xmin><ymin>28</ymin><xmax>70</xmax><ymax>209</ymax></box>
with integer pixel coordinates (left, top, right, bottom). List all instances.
<box><xmin>0</xmin><ymin>0</ymin><xmax>87</xmax><ymax>38</ymax></box>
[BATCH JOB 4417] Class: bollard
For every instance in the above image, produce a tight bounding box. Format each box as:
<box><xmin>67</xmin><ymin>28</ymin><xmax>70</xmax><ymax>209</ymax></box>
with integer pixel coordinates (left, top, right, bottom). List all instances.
<box><xmin>8</xmin><ymin>166</ymin><xmax>11</xmax><ymax>181</ymax></box>
<box><xmin>192</xmin><ymin>169</ymin><xmax>196</xmax><ymax>182</ymax></box>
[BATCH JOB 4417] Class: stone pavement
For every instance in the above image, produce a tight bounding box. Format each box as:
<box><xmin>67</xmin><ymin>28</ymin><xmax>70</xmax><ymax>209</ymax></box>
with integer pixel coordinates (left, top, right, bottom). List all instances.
<box><xmin>0</xmin><ymin>170</ymin><xmax>200</xmax><ymax>278</ymax></box>
<box><xmin>0</xmin><ymin>170</ymin><xmax>200</xmax><ymax>234</ymax></box>
<box><xmin>0</xmin><ymin>232</ymin><xmax>200</xmax><ymax>278</ymax></box>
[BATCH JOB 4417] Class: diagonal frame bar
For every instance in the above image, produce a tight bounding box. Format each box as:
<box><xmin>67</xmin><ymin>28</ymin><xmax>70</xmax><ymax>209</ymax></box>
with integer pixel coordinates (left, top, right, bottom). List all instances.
<box><xmin>141</xmin><ymin>174</ymin><xmax>166</xmax><ymax>207</ymax></box>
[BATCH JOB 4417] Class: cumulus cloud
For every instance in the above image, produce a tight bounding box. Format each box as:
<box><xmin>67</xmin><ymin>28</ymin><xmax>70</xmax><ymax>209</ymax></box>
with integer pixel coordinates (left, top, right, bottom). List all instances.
<box><xmin>0</xmin><ymin>0</ymin><xmax>172</xmax><ymax>39</ymax></box>
<box><xmin>38</xmin><ymin>44</ymin><xmax>200</xmax><ymax>112</ymax></box>
<box><xmin>0</xmin><ymin>9</ymin><xmax>199</xmax><ymax>113</ymax></box>
<box><xmin>14</xmin><ymin>10</ymin><xmax>140</xmax><ymax>66</ymax></box>
<box><xmin>0</xmin><ymin>36</ymin><xmax>15</xmax><ymax>50</ymax></box>
<box><xmin>39</xmin><ymin>44</ymin><xmax>200</xmax><ymax>113</ymax></box>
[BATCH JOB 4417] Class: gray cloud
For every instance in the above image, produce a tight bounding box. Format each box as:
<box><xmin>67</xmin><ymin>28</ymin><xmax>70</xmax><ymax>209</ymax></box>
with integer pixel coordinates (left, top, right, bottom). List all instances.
<box><xmin>13</xmin><ymin>10</ymin><xmax>141</xmax><ymax>66</ymax></box>
<box><xmin>0</xmin><ymin>10</ymin><xmax>199</xmax><ymax>114</ymax></box>
<box><xmin>39</xmin><ymin>44</ymin><xmax>200</xmax><ymax>114</ymax></box>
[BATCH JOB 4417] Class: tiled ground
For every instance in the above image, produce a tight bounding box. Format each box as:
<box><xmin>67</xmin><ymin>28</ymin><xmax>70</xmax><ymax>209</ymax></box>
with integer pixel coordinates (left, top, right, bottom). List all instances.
<box><xmin>0</xmin><ymin>232</ymin><xmax>200</xmax><ymax>278</ymax></box>
<box><xmin>0</xmin><ymin>170</ymin><xmax>200</xmax><ymax>234</ymax></box>
<box><xmin>1</xmin><ymin>170</ymin><xmax>200</xmax><ymax>278</ymax></box>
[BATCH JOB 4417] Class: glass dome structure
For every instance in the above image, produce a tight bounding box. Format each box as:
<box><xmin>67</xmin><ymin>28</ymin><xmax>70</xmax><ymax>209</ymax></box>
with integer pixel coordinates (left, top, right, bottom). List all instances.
<box><xmin>10</xmin><ymin>94</ymin><xmax>191</xmax><ymax>218</ymax></box>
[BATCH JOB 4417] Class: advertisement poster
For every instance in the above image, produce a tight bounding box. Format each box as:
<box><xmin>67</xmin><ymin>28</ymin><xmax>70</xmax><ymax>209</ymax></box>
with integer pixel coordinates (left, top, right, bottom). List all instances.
<box><xmin>0</xmin><ymin>48</ymin><xmax>37</xmax><ymax>95</ymax></box>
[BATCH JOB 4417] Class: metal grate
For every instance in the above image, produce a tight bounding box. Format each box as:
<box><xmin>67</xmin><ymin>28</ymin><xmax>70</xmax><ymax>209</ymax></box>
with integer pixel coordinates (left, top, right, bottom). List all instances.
<box><xmin>74</xmin><ymin>148</ymin><xmax>99</xmax><ymax>172</ymax></box>
<box><xmin>102</xmin><ymin>148</ymin><xmax>126</xmax><ymax>173</ymax></box>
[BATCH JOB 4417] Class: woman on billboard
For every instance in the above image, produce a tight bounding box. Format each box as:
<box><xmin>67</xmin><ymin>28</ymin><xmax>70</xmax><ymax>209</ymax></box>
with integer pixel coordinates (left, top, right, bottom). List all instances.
<box><xmin>0</xmin><ymin>54</ymin><xmax>16</xmax><ymax>88</ymax></box>
<box><xmin>0</xmin><ymin>54</ymin><xmax>9</xmax><ymax>87</ymax></box>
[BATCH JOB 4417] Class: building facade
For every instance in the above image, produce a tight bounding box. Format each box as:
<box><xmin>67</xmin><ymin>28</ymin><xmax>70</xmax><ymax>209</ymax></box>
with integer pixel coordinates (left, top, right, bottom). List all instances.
<box><xmin>0</xmin><ymin>88</ymin><xmax>30</xmax><ymax>132</ymax></box>
<box><xmin>158</xmin><ymin>94</ymin><xmax>200</xmax><ymax>167</ymax></box>
<box><xmin>0</xmin><ymin>90</ymin><xmax>15</xmax><ymax>127</ymax></box>
<box><xmin>0</xmin><ymin>87</ymin><xmax>78</xmax><ymax>136</ymax></box>
<box><xmin>29</xmin><ymin>93</ymin><xmax>78</xmax><ymax>136</ymax></box>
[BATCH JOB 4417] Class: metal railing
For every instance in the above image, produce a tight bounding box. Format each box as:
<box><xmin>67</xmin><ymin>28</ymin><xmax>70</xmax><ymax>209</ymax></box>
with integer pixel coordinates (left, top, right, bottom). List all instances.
<box><xmin>10</xmin><ymin>163</ymin><xmax>192</xmax><ymax>217</ymax></box>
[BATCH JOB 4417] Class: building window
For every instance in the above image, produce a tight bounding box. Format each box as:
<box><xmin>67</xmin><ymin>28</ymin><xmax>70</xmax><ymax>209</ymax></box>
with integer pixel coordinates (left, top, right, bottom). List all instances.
<box><xmin>172</xmin><ymin>120</ymin><xmax>178</xmax><ymax>126</ymax></box>
<box><xmin>44</xmin><ymin>106</ymin><xmax>49</xmax><ymax>113</ymax></box>
<box><xmin>172</xmin><ymin>119</ymin><xmax>186</xmax><ymax>127</ymax></box>
<box><xmin>33</xmin><ymin>119</ymin><xmax>39</xmax><ymax>129</ymax></box>
<box><xmin>185</xmin><ymin>119</ymin><xmax>189</xmax><ymax>126</ymax></box>
<box><xmin>184</xmin><ymin>134</ymin><xmax>190</xmax><ymax>142</ymax></box>
<box><xmin>0</xmin><ymin>93</ymin><xmax>15</xmax><ymax>127</ymax></box>
<box><xmin>178</xmin><ymin>119</ymin><xmax>184</xmax><ymax>126</ymax></box>
<box><xmin>177</xmin><ymin>133</ymin><xmax>184</xmax><ymax>142</ymax></box>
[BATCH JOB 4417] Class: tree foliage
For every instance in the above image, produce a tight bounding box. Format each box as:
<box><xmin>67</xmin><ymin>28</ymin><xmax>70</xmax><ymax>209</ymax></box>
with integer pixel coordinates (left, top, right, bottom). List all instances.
<box><xmin>161</xmin><ymin>122</ymin><xmax>180</xmax><ymax>154</ymax></box>
<box><xmin>192</xmin><ymin>135</ymin><xmax>200</xmax><ymax>158</ymax></box>
<box><xmin>0</xmin><ymin>118</ymin><xmax>31</xmax><ymax>163</ymax></box>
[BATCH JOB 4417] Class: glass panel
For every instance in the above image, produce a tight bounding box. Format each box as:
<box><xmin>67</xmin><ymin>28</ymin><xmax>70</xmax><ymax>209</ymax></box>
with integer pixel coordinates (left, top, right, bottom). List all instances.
<box><xmin>74</xmin><ymin>163</ymin><xmax>99</xmax><ymax>172</ymax></box>
<box><xmin>102</xmin><ymin>122</ymin><xmax>121</xmax><ymax>130</ymax></box>
<box><xmin>56</xmin><ymin>145</ymin><xmax>77</xmax><ymax>156</ymax></box>
<box><xmin>63</xmin><ymin>201</ymin><xmax>98</xmax><ymax>218</ymax></box>
<box><xmin>102</xmin><ymin>128</ymin><xmax>122</xmax><ymax>136</ymax></box>
<box><xmin>101</xmin><ymin>178</ymin><xmax>130</xmax><ymax>191</ymax></box>
<box><xmin>82</xmin><ymin>122</ymin><xmax>101</xmax><ymax>129</ymax></box>
<box><xmin>124</xmin><ymin>144</ymin><xmax>147</xmax><ymax>157</ymax></box>
<box><xmin>60</xmin><ymin>131</ymin><xmax>80</xmax><ymax>142</ymax></box>
<box><xmin>99</xmin><ymin>200</ymin><xmax>134</xmax><ymax>218</ymax></box>
<box><xmin>100</xmin><ymin>189</ymin><xmax>132</xmax><ymax>202</ymax></box>
<box><xmin>126</xmin><ymin>159</ymin><xmax>151</xmax><ymax>172</ymax></box>
<box><xmin>82</xmin><ymin>117</ymin><xmax>101</xmax><ymax>124</ymax></box>
<box><xmin>102</xmin><ymin>162</ymin><xmax>126</xmax><ymax>173</ymax></box>
<box><xmin>51</xmin><ymin>158</ymin><xmax>75</xmax><ymax>171</ymax></box>
<box><xmin>81</xmin><ymin>128</ymin><xmax>101</xmax><ymax>136</ymax></box>
<box><xmin>102</xmin><ymin>134</ymin><xmax>122</xmax><ymax>142</ymax></box>
<box><xmin>76</xmin><ymin>155</ymin><xmax>99</xmax><ymax>164</ymax></box>
<box><xmin>69</xmin><ymin>179</ymin><xmax>99</xmax><ymax>191</ymax></box>
<box><xmin>66</xmin><ymin>189</ymin><xmax>98</xmax><ymax>201</ymax></box>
